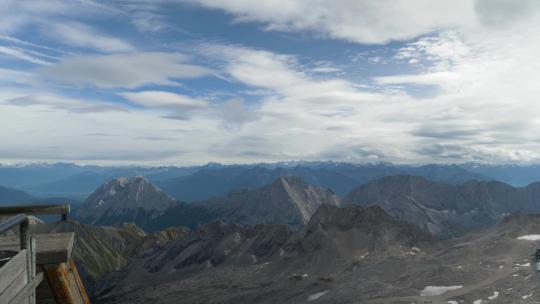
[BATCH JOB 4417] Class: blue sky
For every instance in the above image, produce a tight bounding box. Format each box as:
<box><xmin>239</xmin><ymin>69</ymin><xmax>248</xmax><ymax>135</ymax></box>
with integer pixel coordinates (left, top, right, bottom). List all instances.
<box><xmin>1</xmin><ymin>0</ymin><xmax>540</xmax><ymax>165</ymax></box>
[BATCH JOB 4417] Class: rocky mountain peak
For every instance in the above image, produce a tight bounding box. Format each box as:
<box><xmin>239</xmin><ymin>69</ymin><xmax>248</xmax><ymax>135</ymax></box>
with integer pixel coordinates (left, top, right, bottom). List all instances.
<box><xmin>74</xmin><ymin>176</ymin><xmax>178</xmax><ymax>229</ymax></box>
<box><xmin>274</xmin><ymin>175</ymin><xmax>308</xmax><ymax>188</ymax></box>
<box><xmin>205</xmin><ymin>176</ymin><xmax>340</xmax><ymax>228</ymax></box>
<box><xmin>298</xmin><ymin>204</ymin><xmax>433</xmax><ymax>257</ymax></box>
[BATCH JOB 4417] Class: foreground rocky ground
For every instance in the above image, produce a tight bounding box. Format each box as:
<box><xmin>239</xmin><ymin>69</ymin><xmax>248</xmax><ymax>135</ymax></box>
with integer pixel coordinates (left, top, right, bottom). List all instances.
<box><xmin>70</xmin><ymin>206</ymin><xmax>540</xmax><ymax>304</ymax></box>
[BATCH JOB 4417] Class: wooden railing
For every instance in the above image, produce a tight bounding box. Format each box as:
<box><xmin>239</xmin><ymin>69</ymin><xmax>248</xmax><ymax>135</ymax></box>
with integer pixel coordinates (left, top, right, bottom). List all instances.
<box><xmin>0</xmin><ymin>204</ymin><xmax>90</xmax><ymax>304</ymax></box>
<box><xmin>0</xmin><ymin>204</ymin><xmax>70</xmax><ymax>221</ymax></box>
<box><xmin>0</xmin><ymin>214</ymin><xmax>43</xmax><ymax>304</ymax></box>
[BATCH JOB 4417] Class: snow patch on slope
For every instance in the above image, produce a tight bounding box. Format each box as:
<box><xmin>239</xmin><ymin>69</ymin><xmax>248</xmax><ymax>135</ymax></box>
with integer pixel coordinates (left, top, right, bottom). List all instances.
<box><xmin>488</xmin><ymin>291</ymin><xmax>499</xmax><ymax>300</ymax></box>
<box><xmin>517</xmin><ymin>235</ymin><xmax>540</xmax><ymax>241</ymax></box>
<box><xmin>307</xmin><ymin>290</ymin><xmax>329</xmax><ymax>301</ymax></box>
<box><xmin>420</xmin><ymin>285</ymin><xmax>463</xmax><ymax>296</ymax></box>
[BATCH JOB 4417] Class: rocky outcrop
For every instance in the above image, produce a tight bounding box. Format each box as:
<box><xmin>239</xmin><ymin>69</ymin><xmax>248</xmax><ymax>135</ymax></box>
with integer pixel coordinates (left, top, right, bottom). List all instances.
<box><xmin>73</xmin><ymin>221</ymin><xmax>189</xmax><ymax>297</ymax></box>
<box><xmin>294</xmin><ymin>204</ymin><xmax>433</xmax><ymax>262</ymax></box>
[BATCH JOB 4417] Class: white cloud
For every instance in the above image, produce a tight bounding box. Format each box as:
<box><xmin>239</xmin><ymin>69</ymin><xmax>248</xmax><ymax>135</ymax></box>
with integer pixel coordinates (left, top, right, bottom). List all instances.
<box><xmin>130</xmin><ymin>11</ymin><xmax>170</xmax><ymax>32</ymax></box>
<box><xmin>3</xmin><ymin>93</ymin><xmax>126</xmax><ymax>113</ymax></box>
<box><xmin>0</xmin><ymin>46</ymin><xmax>51</xmax><ymax>65</ymax></box>
<box><xmin>0</xmin><ymin>68</ymin><xmax>33</xmax><ymax>85</ymax></box>
<box><xmin>190</xmin><ymin>0</ymin><xmax>477</xmax><ymax>44</ymax></box>
<box><xmin>202</xmin><ymin>44</ymin><xmax>377</xmax><ymax>107</ymax></box>
<box><xmin>0</xmin><ymin>98</ymin><xmax>227</xmax><ymax>165</ymax></box>
<box><xmin>375</xmin><ymin>72</ymin><xmax>459</xmax><ymax>86</ymax></box>
<box><xmin>40</xmin><ymin>52</ymin><xmax>214</xmax><ymax>89</ymax></box>
<box><xmin>372</xmin><ymin>14</ymin><xmax>540</xmax><ymax>162</ymax></box>
<box><xmin>45</xmin><ymin>21</ymin><xmax>135</xmax><ymax>52</ymax></box>
<box><xmin>0</xmin><ymin>0</ymin><xmax>132</xmax><ymax>56</ymax></box>
<box><xmin>0</xmin><ymin>0</ymin><xmax>119</xmax><ymax>34</ymax></box>
<box><xmin>121</xmin><ymin>91</ymin><xmax>208</xmax><ymax>109</ymax></box>
<box><xmin>195</xmin><ymin>35</ymin><xmax>540</xmax><ymax>164</ymax></box>
<box><xmin>196</xmin><ymin>44</ymin><xmax>412</xmax><ymax>162</ymax></box>
<box><xmin>4</xmin><ymin>0</ymin><xmax>540</xmax><ymax>164</ymax></box>
<box><xmin>215</xmin><ymin>99</ymin><xmax>259</xmax><ymax>129</ymax></box>
<box><xmin>0</xmin><ymin>35</ymin><xmax>67</xmax><ymax>54</ymax></box>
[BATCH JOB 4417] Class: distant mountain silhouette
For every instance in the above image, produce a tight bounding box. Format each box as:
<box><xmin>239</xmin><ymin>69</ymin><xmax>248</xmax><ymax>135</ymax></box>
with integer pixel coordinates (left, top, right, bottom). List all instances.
<box><xmin>0</xmin><ymin>185</ymin><xmax>36</xmax><ymax>205</ymax></box>
<box><xmin>155</xmin><ymin>163</ymin><xmax>488</xmax><ymax>202</ymax></box>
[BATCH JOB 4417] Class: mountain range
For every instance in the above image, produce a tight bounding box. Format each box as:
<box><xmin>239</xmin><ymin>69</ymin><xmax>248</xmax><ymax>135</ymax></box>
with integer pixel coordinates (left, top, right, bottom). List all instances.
<box><xmin>72</xmin><ymin>174</ymin><xmax>540</xmax><ymax>240</ymax></box>
<box><xmin>344</xmin><ymin>175</ymin><xmax>540</xmax><ymax>237</ymax></box>
<box><xmin>154</xmin><ymin>163</ymin><xmax>488</xmax><ymax>201</ymax></box>
<box><xmin>0</xmin><ymin>162</ymin><xmax>496</xmax><ymax>202</ymax></box>
<box><xmin>73</xmin><ymin>175</ymin><xmax>341</xmax><ymax>231</ymax></box>
<box><xmin>75</xmin><ymin>204</ymin><xmax>540</xmax><ymax>304</ymax></box>
<box><xmin>6</xmin><ymin>162</ymin><xmax>540</xmax><ymax>303</ymax></box>
<box><xmin>7</xmin><ymin>163</ymin><xmax>540</xmax><ymax>303</ymax></box>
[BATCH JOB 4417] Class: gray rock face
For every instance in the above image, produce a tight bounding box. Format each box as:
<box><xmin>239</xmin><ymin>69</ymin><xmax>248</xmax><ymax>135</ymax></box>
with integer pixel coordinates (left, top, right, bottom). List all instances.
<box><xmin>204</xmin><ymin>176</ymin><xmax>341</xmax><ymax>228</ymax></box>
<box><xmin>87</xmin><ymin>205</ymin><xmax>433</xmax><ymax>304</ymax></box>
<box><xmin>141</xmin><ymin>222</ymin><xmax>292</xmax><ymax>275</ymax></box>
<box><xmin>67</xmin><ymin>174</ymin><xmax>540</xmax><ymax>304</ymax></box>
<box><xmin>74</xmin><ymin>176</ymin><xmax>178</xmax><ymax>229</ymax></box>
<box><xmin>72</xmin><ymin>221</ymin><xmax>189</xmax><ymax>297</ymax></box>
<box><xmin>90</xmin><ymin>208</ymin><xmax>540</xmax><ymax>304</ymax></box>
<box><xmin>297</xmin><ymin>204</ymin><xmax>433</xmax><ymax>257</ymax></box>
<box><xmin>343</xmin><ymin>175</ymin><xmax>540</xmax><ymax>237</ymax></box>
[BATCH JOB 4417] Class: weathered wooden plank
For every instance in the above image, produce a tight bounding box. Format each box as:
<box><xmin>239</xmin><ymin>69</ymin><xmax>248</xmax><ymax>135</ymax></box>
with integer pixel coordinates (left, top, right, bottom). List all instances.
<box><xmin>0</xmin><ymin>266</ymin><xmax>28</xmax><ymax>303</ymax></box>
<box><xmin>0</xmin><ymin>250</ymin><xmax>27</xmax><ymax>294</ymax></box>
<box><xmin>43</xmin><ymin>260</ymin><xmax>91</xmax><ymax>304</ymax></box>
<box><xmin>0</xmin><ymin>214</ymin><xmax>28</xmax><ymax>235</ymax></box>
<box><xmin>68</xmin><ymin>259</ymin><xmax>91</xmax><ymax>304</ymax></box>
<box><xmin>0</xmin><ymin>205</ymin><xmax>70</xmax><ymax>219</ymax></box>
<box><xmin>8</xmin><ymin>272</ymin><xmax>43</xmax><ymax>304</ymax></box>
<box><xmin>30</xmin><ymin>221</ymin><xmax>75</xmax><ymax>235</ymax></box>
<box><xmin>0</xmin><ymin>235</ymin><xmax>20</xmax><ymax>251</ymax></box>
<box><xmin>0</xmin><ymin>233</ymin><xmax>74</xmax><ymax>264</ymax></box>
<box><xmin>35</xmin><ymin>233</ymin><xmax>74</xmax><ymax>265</ymax></box>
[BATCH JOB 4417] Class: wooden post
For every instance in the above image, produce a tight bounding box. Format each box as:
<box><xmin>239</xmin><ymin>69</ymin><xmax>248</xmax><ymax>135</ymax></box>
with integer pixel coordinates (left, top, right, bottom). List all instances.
<box><xmin>19</xmin><ymin>217</ymin><xmax>29</xmax><ymax>250</ymax></box>
<box><xmin>42</xmin><ymin>260</ymin><xmax>91</xmax><ymax>304</ymax></box>
<box><xmin>28</xmin><ymin>237</ymin><xmax>36</xmax><ymax>304</ymax></box>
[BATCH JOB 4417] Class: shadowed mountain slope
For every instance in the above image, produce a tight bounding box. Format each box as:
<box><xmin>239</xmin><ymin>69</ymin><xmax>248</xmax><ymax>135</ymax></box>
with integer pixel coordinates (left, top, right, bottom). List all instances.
<box><xmin>343</xmin><ymin>175</ymin><xmax>540</xmax><ymax>237</ymax></box>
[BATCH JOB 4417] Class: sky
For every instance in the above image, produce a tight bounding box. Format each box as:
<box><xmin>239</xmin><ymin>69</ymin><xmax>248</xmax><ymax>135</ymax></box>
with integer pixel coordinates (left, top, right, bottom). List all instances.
<box><xmin>1</xmin><ymin>0</ymin><xmax>540</xmax><ymax>165</ymax></box>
